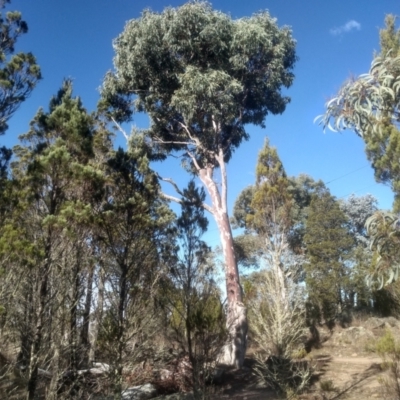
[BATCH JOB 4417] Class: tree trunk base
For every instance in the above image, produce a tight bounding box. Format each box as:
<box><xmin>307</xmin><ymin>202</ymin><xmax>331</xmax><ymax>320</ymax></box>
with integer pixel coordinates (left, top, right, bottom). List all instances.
<box><xmin>218</xmin><ymin>301</ymin><xmax>247</xmax><ymax>368</ymax></box>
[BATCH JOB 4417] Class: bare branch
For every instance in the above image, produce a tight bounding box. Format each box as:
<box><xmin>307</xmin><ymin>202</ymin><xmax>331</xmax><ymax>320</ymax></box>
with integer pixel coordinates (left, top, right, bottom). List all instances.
<box><xmin>160</xmin><ymin>192</ymin><xmax>183</xmax><ymax>204</ymax></box>
<box><xmin>111</xmin><ymin>117</ymin><xmax>129</xmax><ymax>141</ymax></box>
<box><xmin>186</xmin><ymin>150</ymin><xmax>202</xmax><ymax>173</ymax></box>
<box><xmin>157</xmin><ymin>174</ymin><xmax>185</xmax><ymax>197</ymax></box>
<box><xmin>178</xmin><ymin>121</ymin><xmax>201</xmax><ymax>147</ymax></box>
<box><xmin>153</xmin><ymin>136</ymin><xmax>194</xmax><ymax>146</ymax></box>
<box><xmin>160</xmin><ymin>190</ymin><xmax>214</xmax><ymax>214</ymax></box>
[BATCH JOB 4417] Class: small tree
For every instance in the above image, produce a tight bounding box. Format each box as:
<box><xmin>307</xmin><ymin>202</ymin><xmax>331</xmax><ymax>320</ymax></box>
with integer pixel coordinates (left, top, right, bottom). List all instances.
<box><xmin>100</xmin><ymin>1</ymin><xmax>297</xmax><ymax>367</ymax></box>
<box><xmin>165</xmin><ymin>181</ymin><xmax>226</xmax><ymax>397</ymax></box>
<box><xmin>95</xmin><ymin>146</ymin><xmax>173</xmax><ymax>398</ymax></box>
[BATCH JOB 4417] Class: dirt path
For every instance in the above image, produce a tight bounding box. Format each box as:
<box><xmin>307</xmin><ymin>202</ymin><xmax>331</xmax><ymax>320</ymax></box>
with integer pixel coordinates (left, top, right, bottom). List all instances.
<box><xmin>217</xmin><ymin>355</ymin><xmax>385</xmax><ymax>400</ymax></box>
<box><xmin>309</xmin><ymin>354</ymin><xmax>384</xmax><ymax>399</ymax></box>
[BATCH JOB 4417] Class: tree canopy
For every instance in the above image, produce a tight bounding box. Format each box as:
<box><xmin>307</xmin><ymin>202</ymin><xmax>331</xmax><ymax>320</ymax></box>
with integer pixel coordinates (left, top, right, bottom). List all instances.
<box><xmin>0</xmin><ymin>0</ymin><xmax>41</xmax><ymax>136</ymax></box>
<box><xmin>100</xmin><ymin>1</ymin><xmax>296</xmax><ymax>167</ymax></box>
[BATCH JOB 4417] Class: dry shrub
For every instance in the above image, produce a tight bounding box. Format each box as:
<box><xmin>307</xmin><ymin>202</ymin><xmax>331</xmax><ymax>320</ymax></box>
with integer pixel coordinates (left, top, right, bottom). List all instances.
<box><xmin>248</xmin><ymin>269</ymin><xmax>312</xmax><ymax>397</ymax></box>
<box><xmin>374</xmin><ymin>329</ymin><xmax>400</xmax><ymax>399</ymax></box>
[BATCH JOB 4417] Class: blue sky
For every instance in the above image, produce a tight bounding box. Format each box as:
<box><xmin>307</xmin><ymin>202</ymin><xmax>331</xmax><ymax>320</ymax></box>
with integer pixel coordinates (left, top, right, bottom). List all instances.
<box><xmin>3</xmin><ymin>0</ymin><xmax>399</xmax><ymax>248</ymax></box>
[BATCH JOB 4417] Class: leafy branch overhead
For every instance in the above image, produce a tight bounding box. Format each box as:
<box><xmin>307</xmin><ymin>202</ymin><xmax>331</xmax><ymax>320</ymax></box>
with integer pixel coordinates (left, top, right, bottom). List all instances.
<box><xmin>316</xmin><ymin>15</ymin><xmax>400</xmax><ymax>209</ymax></box>
<box><xmin>365</xmin><ymin>211</ymin><xmax>400</xmax><ymax>289</ymax></box>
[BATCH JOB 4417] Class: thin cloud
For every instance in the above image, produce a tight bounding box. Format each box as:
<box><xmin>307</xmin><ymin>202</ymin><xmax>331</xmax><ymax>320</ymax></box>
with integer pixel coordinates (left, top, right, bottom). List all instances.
<box><xmin>330</xmin><ymin>20</ymin><xmax>361</xmax><ymax>36</ymax></box>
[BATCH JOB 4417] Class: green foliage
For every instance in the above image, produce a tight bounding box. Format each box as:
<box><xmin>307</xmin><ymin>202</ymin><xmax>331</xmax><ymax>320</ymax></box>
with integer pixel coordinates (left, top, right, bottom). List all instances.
<box><xmin>373</xmin><ymin>329</ymin><xmax>400</xmax><ymax>399</ymax></box>
<box><xmin>319</xmin><ymin>379</ymin><xmax>337</xmax><ymax>392</ymax></box>
<box><xmin>0</xmin><ymin>1</ymin><xmax>41</xmax><ymax>135</ymax></box>
<box><xmin>163</xmin><ymin>181</ymin><xmax>226</xmax><ymax>396</ymax></box>
<box><xmin>232</xmin><ymin>170</ymin><xmax>327</xmax><ymax>263</ymax></box>
<box><xmin>304</xmin><ymin>191</ymin><xmax>354</xmax><ymax>322</ymax></box>
<box><xmin>101</xmin><ymin>1</ymin><xmax>296</xmax><ymax>167</ymax></box>
<box><xmin>231</xmin><ymin>140</ymin><xmax>299</xmax><ymax>271</ymax></box>
<box><xmin>167</xmin><ymin>181</ymin><xmax>225</xmax><ymax>341</ymax></box>
<box><xmin>365</xmin><ymin>211</ymin><xmax>400</xmax><ymax>289</ymax></box>
<box><xmin>375</xmin><ymin>329</ymin><xmax>400</xmax><ymax>361</ymax></box>
<box><xmin>317</xmin><ymin>15</ymin><xmax>400</xmax><ymax>210</ymax></box>
<box><xmin>247</xmin><ymin>138</ymin><xmax>293</xmax><ymax>235</ymax></box>
<box><xmin>379</xmin><ymin>15</ymin><xmax>400</xmax><ymax>57</ymax></box>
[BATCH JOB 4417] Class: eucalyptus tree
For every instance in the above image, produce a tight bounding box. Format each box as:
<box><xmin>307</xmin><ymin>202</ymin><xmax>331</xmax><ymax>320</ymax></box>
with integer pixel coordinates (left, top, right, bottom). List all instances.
<box><xmin>317</xmin><ymin>15</ymin><xmax>400</xmax><ymax>210</ymax></box>
<box><xmin>100</xmin><ymin>1</ymin><xmax>297</xmax><ymax>367</ymax></box>
<box><xmin>365</xmin><ymin>211</ymin><xmax>400</xmax><ymax>288</ymax></box>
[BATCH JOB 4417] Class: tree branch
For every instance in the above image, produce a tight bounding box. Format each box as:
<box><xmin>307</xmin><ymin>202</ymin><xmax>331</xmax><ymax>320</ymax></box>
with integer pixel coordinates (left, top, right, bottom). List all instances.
<box><xmin>153</xmin><ymin>136</ymin><xmax>194</xmax><ymax>146</ymax></box>
<box><xmin>178</xmin><ymin>121</ymin><xmax>201</xmax><ymax>147</ymax></box>
<box><xmin>157</xmin><ymin>174</ymin><xmax>185</xmax><ymax>197</ymax></box>
<box><xmin>158</xmin><ymin>174</ymin><xmax>214</xmax><ymax>215</ymax></box>
<box><xmin>111</xmin><ymin>117</ymin><xmax>129</xmax><ymax>141</ymax></box>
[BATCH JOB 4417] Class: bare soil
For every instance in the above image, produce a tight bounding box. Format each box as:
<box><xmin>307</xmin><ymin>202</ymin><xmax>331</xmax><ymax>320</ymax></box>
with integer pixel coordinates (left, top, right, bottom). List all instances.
<box><xmin>214</xmin><ymin>316</ymin><xmax>399</xmax><ymax>400</ymax></box>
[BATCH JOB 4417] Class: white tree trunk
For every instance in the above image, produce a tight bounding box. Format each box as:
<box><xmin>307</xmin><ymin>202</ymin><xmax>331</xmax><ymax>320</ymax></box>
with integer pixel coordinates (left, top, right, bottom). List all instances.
<box><xmin>198</xmin><ymin>152</ymin><xmax>248</xmax><ymax>368</ymax></box>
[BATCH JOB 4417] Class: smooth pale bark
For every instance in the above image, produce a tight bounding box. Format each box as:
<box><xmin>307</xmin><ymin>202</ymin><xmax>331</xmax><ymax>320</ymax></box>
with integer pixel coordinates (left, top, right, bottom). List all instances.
<box><xmin>197</xmin><ymin>151</ymin><xmax>247</xmax><ymax>368</ymax></box>
<box><xmin>156</xmin><ymin>126</ymin><xmax>248</xmax><ymax>368</ymax></box>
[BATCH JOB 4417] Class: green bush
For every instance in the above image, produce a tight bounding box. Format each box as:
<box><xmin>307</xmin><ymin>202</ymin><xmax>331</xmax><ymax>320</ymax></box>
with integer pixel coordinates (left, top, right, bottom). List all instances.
<box><xmin>374</xmin><ymin>329</ymin><xmax>400</xmax><ymax>398</ymax></box>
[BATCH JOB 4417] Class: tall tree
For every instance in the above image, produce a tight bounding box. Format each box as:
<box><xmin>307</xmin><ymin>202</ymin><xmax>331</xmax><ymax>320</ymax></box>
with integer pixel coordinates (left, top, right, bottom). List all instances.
<box><xmin>317</xmin><ymin>15</ymin><xmax>400</xmax><ymax>210</ymax></box>
<box><xmin>7</xmin><ymin>80</ymin><xmax>96</xmax><ymax>399</ymax></box>
<box><xmin>100</xmin><ymin>2</ymin><xmax>297</xmax><ymax>367</ymax></box>
<box><xmin>246</xmin><ymin>139</ymin><xmax>297</xmax><ymax>297</ymax></box>
<box><xmin>304</xmin><ymin>191</ymin><xmax>354</xmax><ymax>323</ymax></box>
<box><xmin>95</xmin><ymin>146</ymin><xmax>173</xmax><ymax>397</ymax></box>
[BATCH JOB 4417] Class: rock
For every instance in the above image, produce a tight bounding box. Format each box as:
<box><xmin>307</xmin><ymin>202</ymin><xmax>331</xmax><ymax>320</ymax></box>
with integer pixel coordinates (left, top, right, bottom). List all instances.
<box><xmin>364</xmin><ymin>317</ymin><xmax>385</xmax><ymax>330</ymax></box>
<box><xmin>153</xmin><ymin>394</ymin><xmax>194</xmax><ymax>400</ymax></box>
<box><xmin>383</xmin><ymin>317</ymin><xmax>400</xmax><ymax>329</ymax></box>
<box><xmin>159</xmin><ymin>368</ymin><xmax>173</xmax><ymax>381</ymax></box>
<box><xmin>122</xmin><ymin>383</ymin><xmax>157</xmax><ymax>400</ymax></box>
<box><xmin>338</xmin><ymin>326</ymin><xmax>374</xmax><ymax>345</ymax></box>
<box><xmin>92</xmin><ymin>362</ymin><xmax>110</xmax><ymax>372</ymax></box>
